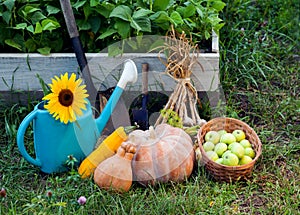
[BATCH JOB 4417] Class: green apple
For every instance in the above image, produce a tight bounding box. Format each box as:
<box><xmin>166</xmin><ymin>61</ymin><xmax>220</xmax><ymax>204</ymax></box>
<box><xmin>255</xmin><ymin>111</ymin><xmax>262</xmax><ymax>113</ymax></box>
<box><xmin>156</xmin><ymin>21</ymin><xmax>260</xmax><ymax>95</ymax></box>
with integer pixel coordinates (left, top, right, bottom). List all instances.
<box><xmin>203</xmin><ymin>141</ymin><xmax>215</xmax><ymax>152</ymax></box>
<box><xmin>245</xmin><ymin>148</ymin><xmax>256</xmax><ymax>158</ymax></box>
<box><xmin>222</xmin><ymin>150</ymin><xmax>232</xmax><ymax>158</ymax></box>
<box><xmin>206</xmin><ymin>151</ymin><xmax>219</xmax><ymax>161</ymax></box>
<box><xmin>230</xmin><ymin>142</ymin><xmax>245</xmax><ymax>159</ymax></box>
<box><xmin>240</xmin><ymin>139</ymin><xmax>252</xmax><ymax>148</ymax></box>
<box><xmin>222</xmin><ymin>152</ymin><xmax>239</xmax><ymax>166</ymax></box>
<box><xmin>239</xmin><ymin>155</ymin><xmax>253</xmax><ymax>165</ymax></box>
<box><xmin>228</xmin><ymin>142</ymin><xmax>239</xmax><ymax>150</ymax></box>
<box><xmin>217</xmin><ymin>129</ymin><xmax>227</xmax><ymax>136</ymax></box>
<box><xmin>220</xmin><ymin>133</ymin><xmax>236</xmax><ymax>144</ymax></box>
<box><xmin>215</xmin><ymin>158</ymin><xmax>224</xmax><ymax>164</ymax></box>
<box><xmin>232</xmin><ymin>129</ymin><xmax>246</xmax><ymax>142</ymax></box>
<box><xmin>205</xmin><ymin>131</ymin><xmax>220</xmax><ymax>144</ymax></box>
<box><xmin>214</xmin><ymin>142</ymin><xmax>228</xmax><ymax>156</ymax></box>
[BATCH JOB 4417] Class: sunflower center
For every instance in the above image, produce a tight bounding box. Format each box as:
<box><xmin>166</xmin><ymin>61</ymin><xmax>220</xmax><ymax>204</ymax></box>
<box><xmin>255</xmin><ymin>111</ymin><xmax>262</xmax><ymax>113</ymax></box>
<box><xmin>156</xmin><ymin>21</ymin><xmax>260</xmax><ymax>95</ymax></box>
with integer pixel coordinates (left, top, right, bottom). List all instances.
<box><xmin>58</xmin><ymin>89</ymin><xmax>74</xmax><ymax>107</ymax></box>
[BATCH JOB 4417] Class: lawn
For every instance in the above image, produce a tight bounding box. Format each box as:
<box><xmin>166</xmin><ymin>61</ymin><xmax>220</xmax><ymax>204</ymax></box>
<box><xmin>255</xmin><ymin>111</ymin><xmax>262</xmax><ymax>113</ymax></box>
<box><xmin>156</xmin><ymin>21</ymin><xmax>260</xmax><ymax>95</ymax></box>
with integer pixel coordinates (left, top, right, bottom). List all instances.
<box><xmin>0</xmin><ymin>0</ymin><xmax>299</xmax><ymax>214</ymax></box>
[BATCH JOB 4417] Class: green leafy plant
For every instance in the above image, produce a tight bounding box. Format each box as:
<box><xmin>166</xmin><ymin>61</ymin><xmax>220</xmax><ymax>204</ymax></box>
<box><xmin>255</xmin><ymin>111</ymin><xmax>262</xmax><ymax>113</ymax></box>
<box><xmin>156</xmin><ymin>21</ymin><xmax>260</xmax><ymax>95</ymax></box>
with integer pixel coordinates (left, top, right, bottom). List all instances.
<box><xmin>0</xmin><ymin>0</ymin><xmax>62</xmax><ymax>54</ymax></box>
<box><xmin>160</xmin><ymin>108</ymin><xmax>183</xmax><ymax>128</ymax></box>
<box><xmin>0</xmin><ymin>0</ymin><xmax>226</xmax><ymax>54</ymax></box>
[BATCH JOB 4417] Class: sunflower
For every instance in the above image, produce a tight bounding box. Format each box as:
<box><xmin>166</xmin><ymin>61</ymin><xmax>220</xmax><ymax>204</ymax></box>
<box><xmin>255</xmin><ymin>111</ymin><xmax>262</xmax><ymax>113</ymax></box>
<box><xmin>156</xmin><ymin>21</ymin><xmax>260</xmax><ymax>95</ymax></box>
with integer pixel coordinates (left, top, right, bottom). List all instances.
<box><xmin>43</xmin><ymin>72</ymin><xmax>89</xmax><ymax>124</ymax></box>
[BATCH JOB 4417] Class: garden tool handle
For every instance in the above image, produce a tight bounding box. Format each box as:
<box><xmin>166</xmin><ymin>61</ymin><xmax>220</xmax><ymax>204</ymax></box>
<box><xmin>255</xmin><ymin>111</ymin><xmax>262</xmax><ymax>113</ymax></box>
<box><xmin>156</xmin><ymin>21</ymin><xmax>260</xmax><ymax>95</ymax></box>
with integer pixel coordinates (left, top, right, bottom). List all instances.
<box><xmin>141</xmin><ymin>63</ymin><xmax>149</xmax><ymax>109</ymax></box>
<box><xmin>59</xmin><ymin>0</ymin><xmax>98</xmax><ymax>105</ymax></box>
<box><xmin>16</xmin><ymin>110</ymin><xmax>42</xmax><ymax>167</ymax></box>
<box><xmin>59</xmin><ymin>0</ymin><xmax>78</xmax><ymax>38</ymax></box>
<box><xmin>142</xmin><ymin>63</ymin><xmax>149</xmax><ymax>94</ymax></box>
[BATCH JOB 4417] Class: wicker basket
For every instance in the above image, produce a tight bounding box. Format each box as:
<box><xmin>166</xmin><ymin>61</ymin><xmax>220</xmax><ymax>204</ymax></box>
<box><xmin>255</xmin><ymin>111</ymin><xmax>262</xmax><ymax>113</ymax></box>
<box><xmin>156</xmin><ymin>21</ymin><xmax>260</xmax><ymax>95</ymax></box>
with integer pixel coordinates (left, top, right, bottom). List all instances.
<box><xmin>197</xmin><ymin>117</ymin><xmax>262</xmax><ymax>182</ymax></box>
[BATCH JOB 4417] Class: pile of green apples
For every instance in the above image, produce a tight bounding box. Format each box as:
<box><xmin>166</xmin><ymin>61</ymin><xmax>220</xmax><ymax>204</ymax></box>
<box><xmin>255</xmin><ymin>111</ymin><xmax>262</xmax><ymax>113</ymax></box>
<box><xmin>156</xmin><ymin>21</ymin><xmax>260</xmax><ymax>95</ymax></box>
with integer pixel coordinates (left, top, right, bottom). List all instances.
<box><xmin>203</xmin><ymin>129</ymin><xmax>256</xmax><ymax>166</ymax></box>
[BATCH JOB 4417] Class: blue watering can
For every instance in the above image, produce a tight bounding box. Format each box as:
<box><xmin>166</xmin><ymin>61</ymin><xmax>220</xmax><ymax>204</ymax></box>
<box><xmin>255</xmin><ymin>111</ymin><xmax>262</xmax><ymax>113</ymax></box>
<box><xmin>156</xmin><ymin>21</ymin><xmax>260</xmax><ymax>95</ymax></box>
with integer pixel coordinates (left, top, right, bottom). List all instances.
<box><xmin>16</xmin><ymin>60</ymin><xmax>138</xmax><ymax>173</ymax></box>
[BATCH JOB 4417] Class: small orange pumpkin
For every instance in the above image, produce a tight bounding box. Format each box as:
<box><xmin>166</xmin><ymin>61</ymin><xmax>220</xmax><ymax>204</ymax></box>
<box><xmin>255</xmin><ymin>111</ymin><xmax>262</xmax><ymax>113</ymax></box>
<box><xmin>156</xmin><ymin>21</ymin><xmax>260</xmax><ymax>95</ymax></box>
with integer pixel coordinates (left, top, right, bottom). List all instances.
<box><xmin>130</xmin><ymin>124</ymin><xmax>195</xmax><ymax>186</ymax></box>
<box><xmin>93</xmin><ymin>142</ymin><xmax>136</xmax><ymax>193</ymax></box>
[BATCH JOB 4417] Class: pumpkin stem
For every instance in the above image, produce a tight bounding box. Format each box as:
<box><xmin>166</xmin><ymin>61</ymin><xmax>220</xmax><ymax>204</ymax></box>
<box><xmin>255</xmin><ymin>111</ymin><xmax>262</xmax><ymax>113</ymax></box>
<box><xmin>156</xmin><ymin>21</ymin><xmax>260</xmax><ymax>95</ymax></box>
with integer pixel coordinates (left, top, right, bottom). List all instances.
<box><xmin>149</xmin><ymin>126</ymin><xmax>156</xmax><ymax>139</ymax></box>
<box><xmin>124</xmin><ymin>125</ymin><xmax>138</xmax><ymax>134</ymax></box>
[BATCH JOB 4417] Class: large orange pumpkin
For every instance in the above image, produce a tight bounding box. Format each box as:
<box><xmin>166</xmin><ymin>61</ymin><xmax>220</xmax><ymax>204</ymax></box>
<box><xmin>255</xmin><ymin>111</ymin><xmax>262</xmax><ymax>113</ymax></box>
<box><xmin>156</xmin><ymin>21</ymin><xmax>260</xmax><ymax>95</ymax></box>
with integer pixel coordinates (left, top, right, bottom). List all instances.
<box><xmin>129</xmin><ymin>123</ymin><xmax>195</xmax><ymax>186</ymax></box>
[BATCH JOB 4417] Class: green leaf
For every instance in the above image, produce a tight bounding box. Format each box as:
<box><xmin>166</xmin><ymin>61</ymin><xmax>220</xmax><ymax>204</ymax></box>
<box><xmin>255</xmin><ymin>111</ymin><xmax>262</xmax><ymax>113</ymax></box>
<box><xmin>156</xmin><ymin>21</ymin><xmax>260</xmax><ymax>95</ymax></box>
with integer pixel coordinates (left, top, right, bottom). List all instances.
<box><xmin>77</xmin><ymin>19</ymin><xmax>91</xmax><ymax>31</ymax></box>
<box><xmin>13</xmin><ymin>23</ymin><xmax>27</xmax><ymax>30</ymax></box>
<box><xmin>3</xmin><ymin>0</ymin><xmax>15</xmax><ymax>11</ymax></box>
<box><xmin>183</xmin><ymin>4</ymin><xmax>196</xmax><ymax>18</ymax></box>
<box><xmin>24</xmin><ymin>39</ymin><xmax>37</xmax><ymax>52</ymax></box>
<box><xmin>208</xmin><ymin>15</ymin><xmax>222</xmax><ymax>25</ymax></box>
<box><xmin>125</xmin><ymin>39</ymin><xmax>138</xmax><ymax>50</ymax></box>
<box><xmin>108</xmin><ymin>43</ymin><xmax>123</xmax><ymax>57</ymax></box>
<box><xmin>130</xmin><ymin>19</ymin><xmax>142</xmax><ymax>32</ymax></box>
<box><xmin>34</xmin><ymin>22</ymin><xmax>42</xmax><ymax>34</ymax></box>
<box><xmin>88</xmin><ymin>16</ymin><xmax>101</xmax><ymax>33</ymax></box>
<box><xmin>36</xmin><ymin>73</ymin><xmax>50</xmax><ymax>95</ymax></box>
<box><xmin>195</xmin><ymin>5</ymin><xmax>204</xmax><ymax>18</ymax></box>
<box><xmin>153</xmin><ymin>0</ymin><xmax>171</xmax><ymax>11</ymax></box>
<box><xmin>183</xmin><ymin>18</ymin><xmax>196</xmax><ymax>29</ymax></box>
<box><xmin>149</xmin><ymin>11</ymin><xmax>170</xmax><ymax>30</ymax></box>
<box><xmin>109</xmin><ymin>5</ymin><xmax>132</xmax><ymax>22</ymax></box>
<box><xmin>176</xmin><ymin>6</ymin><xmax>185</xmax><ymax>16</ymax></box>
<box><xmin>5</xmin><ymin>39</ymin><xmax>22</xmax><ymax>51</ymax></box>
<box><xmin>211</xmin><ymin>1</ymin><xmax>226</xmax><ymax>12</ymax></box>
<box><xmin>132</xmin><ymin>9</ymin><xmax>153</xmax><ymax>19</ymax></box>
<box><xmin>37</xmin><ymin>47</ymin><xmax>51</xmax><ymax>55</ymax></box>
<box><xmin>73</xmin><ymin>0</ymin><xmax>87</xmax><ymax>10</ymax></box>
<box><xmin>46</xmin><ymin>5</ymin><xmax>60</xmax><ymax>16</ymax></box>
<box><xmin>94</xmin><ymin>3</ymin><xmax>115</xmax><ymax>18</ymax></box>
<box><xmin>2</xmin><ymin>11</ymin><xmax>12</xmax><ymax>24</ymax></box>
<box><xmin>204</xmin><ymin>30</ymin><xmax>210</xmax><ymax>39</ymax></box>
<box><xmin>150</xmin><ymin>11</ymin><xmax>169</xmax><ymax>23</ymax></box>
<box><xmin>83</xmin><ymin>3</ymin><xmax>92</xmax><ymax>20</ymax></box>
<box><xmin>97</xmin><ymin>29</ymin><xmax>118</xmax><ymax>40</ymax></box>
<box><xmin>23</xmin><ymin>5</ymin><xmax>40</xmax><ymax>15</ymax></box>
<box><xmin>90</xmin><ymin>0</ymin><xmax>98</xmax><ymax>7</ymax></box>
<box><xmin>41</xmin><ymin>19</ymin><xmax>60</xmax><ymax>31</ymax></box>
<box><xmin>26</xmin><ymin>25</ymin><xmax>34</xmax><ymax>33</ymax></box>
<box><xmin>114</xmin><ymin>20</ymin><xmax>130</xmax><ymax>38</ymax></box>
<box><xmin>31</xmin><ymin>11</ymin><xmax>47</xmax><ymax>24</ymax></box>
<box><xmin>213</xmin><ymin>22</ymin><xmax>225</xmax><ymax>32</ymax></box>
<box><xmin>132</xmin><ymin>17</ymin><xmax>151</xmax><ymax>32</ymax></box>
<box><xmin>170</xmin><ymin>11</ymin><xmax>183</xmax><ymax>26</ymax></box>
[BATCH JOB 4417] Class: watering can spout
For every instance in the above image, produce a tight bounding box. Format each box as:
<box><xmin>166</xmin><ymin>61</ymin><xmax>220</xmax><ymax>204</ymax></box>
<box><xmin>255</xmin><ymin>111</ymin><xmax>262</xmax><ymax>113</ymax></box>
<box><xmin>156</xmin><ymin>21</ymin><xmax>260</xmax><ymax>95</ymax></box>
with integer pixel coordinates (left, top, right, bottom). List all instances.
<box><xmin>95</xmin><ymin>59</ymin><xmax>138</xmax><ymax>134</ymax></box>
<box><xmin>117</xmin><ymin>59</ymin><xmax>138</xmax><ymax>89</ymax></box>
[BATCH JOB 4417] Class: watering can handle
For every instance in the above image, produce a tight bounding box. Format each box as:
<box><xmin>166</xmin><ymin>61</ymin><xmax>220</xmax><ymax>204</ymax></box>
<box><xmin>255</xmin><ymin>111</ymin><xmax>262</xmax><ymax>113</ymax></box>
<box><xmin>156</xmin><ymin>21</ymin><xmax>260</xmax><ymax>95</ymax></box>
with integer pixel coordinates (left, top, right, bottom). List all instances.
<box><xmin>16</xmin><ymin>110</ymin><xmax>42</xmax><ymax>167</ymax></box>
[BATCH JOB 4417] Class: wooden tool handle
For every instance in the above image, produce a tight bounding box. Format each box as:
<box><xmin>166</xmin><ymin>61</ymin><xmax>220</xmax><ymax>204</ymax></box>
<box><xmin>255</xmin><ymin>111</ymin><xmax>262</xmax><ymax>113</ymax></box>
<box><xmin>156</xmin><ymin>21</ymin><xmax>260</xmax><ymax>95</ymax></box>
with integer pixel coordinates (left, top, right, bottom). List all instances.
<box><xmin>59</xmin><ymin>0</ymin><xmax>79</xmax><ymax>38</ymax></box>
<box><xmin>59</xmin><ymin>0</ymin><xmax>97</xmax><ymax>105</ymax></box>
<box><xmin>142</xmin><ymin>63</ymin><xmax>149</xmax><ymax>95</ymax></box>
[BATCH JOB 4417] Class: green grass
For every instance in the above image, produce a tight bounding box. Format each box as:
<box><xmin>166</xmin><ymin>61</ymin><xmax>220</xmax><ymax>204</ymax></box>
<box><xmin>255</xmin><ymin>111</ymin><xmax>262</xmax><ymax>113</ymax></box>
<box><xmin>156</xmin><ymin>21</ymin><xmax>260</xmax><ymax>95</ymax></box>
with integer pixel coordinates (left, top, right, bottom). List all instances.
<box><xmin>1</xmin><ymin>0</ymin><xmax>299</xmax><ymax>214</ymax></box>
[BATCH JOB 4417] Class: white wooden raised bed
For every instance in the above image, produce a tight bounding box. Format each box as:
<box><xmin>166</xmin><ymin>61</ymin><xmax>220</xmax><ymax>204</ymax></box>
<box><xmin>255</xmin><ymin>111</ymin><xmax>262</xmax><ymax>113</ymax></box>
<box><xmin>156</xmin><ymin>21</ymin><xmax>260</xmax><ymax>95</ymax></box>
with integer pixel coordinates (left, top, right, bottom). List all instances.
<box><xmin>0</xmin><ymin>34</ymin><xmax>220</xmax><ymax>106</ymax></box>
